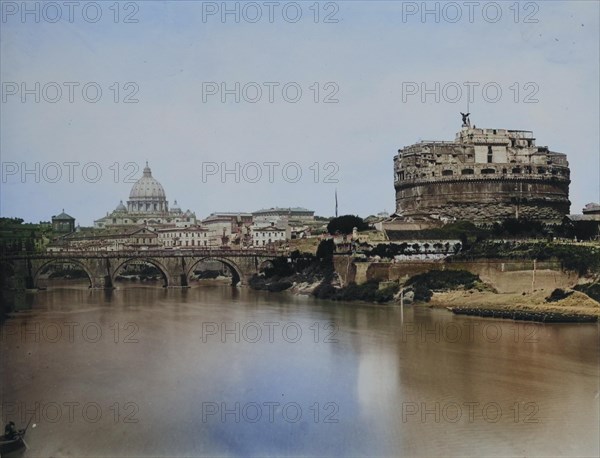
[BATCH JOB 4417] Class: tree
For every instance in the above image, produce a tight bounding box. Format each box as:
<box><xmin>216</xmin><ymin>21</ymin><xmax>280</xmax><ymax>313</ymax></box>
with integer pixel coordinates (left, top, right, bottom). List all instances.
<box><xmin>327</xmin><ymin>215</ymin><xmax>369</xmax><ymax>235</ymax></box>
<box><xmin>316</xmin><ymin>239</ymin><xmax>335</xmax><ymax>264</ymax></box>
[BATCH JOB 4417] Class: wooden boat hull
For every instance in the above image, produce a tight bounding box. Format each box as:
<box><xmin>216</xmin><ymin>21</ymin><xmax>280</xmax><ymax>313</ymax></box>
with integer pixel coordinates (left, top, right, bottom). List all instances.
<box><xmin>0</xmin><ymin>434</ymin><xmax>26</xmax><ymax>455</ymax></box>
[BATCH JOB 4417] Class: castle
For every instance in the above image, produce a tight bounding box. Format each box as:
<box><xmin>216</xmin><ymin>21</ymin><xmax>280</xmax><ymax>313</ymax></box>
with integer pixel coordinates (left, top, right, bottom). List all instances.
<box><xmin>393</xmin><ymin>117</ymin><xmax>570</xmax><ymax>224</ymax></box>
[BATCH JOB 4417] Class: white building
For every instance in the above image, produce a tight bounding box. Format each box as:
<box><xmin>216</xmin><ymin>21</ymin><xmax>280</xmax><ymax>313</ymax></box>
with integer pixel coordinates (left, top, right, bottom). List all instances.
<box><xmin>155</xmin><ymin>226</ymin><xmax>220</xmax><ymax>248</ymax></box>
<box><xmin>252</xmin><ymin>207</ymin><xmax>315</xmax><ymax>222</ymax></box>
<box><xmin>251</xmin><ymin>223</ymin><xmax>290</xmax><ymax>247</ymax></box>
<box><xmin>48</xmin><ymin>227</ymin><xmax>161</xmax><ymax>252</ymax></box>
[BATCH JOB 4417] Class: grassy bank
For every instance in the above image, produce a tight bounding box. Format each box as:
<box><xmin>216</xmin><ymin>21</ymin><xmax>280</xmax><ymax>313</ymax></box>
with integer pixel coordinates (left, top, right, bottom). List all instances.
<box><xmin>451</xmin><ymin>241</ymin><xmax>600</xmax><ymax>275</ymax></box>
<box><xmin>426</xmin><ymin>289</ymin><xmax>600</xmax><ymax>317</ymax></box>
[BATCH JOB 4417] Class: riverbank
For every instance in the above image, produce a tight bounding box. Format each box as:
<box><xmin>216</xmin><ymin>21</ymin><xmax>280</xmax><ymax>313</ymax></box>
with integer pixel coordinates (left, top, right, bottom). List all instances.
<box><xmin>246</xmin><ymin>247</ymin><xmax>600</xmax><ymax>320</ymax></box>
<box><xmin>425</xmin><ymin>289</ymin><xmax>600</xmax><ymax>318</ymax></box>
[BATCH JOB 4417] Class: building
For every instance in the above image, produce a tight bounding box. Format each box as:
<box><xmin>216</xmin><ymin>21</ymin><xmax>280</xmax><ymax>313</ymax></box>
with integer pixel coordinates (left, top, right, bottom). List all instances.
<box><xmin>582</xmin><ymin>203</ymin><xmax>600</xmax><ymax>215</ymax></box>
<box><xmin>251</xmin><ymin>222</ymin><xmax>290</xmax><ymax>247</ymax></box>
<box><xmin>252</xmin><ymin>207</ymin><xmax>315</xmax><ymax>223</ymax></box>
<box><xmin>94</xmin><ymin>163</ymin><xmax>197</xmax><ymax>228</ymax></box>
<box><xmin>51</xmin><ymin>210</ymin><xmax>76</xmax><ymax>233</ymax></box>
<box><xmin>393</xmin><ymin>120</ymin><xmax>570</xmax><ymax>223</ymax></box>
<box><xmin>568</xmin><ymin>203</ymin><xmax>600</xmax><ymax>240</ymax></box>
<box><xmin>48</xmin><ymin>227</ymin><xmax>161</xmax><ymax>252</ymax></box>
<box><xmin>155</xmin><ymin>226</ymin><xmax>218</xmax><ymax>248</ymax></box>
<box><xmin>202</xmin><ymin>212</ymin><xmax>252</xmax><ymax>236</ymax></box>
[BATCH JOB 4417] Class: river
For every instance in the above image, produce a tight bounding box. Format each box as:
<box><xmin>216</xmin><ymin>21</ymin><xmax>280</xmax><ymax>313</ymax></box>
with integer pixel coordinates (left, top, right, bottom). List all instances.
<box><xmin>1</xmin><ymin>284</ymin><xmax>598</xmax><ymax>457</ymax></box>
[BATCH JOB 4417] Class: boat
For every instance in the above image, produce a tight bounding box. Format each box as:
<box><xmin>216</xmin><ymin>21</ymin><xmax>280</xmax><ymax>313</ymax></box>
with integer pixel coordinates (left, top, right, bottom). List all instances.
<box><xmin>0</xmin><ymin>418</ymin><xmax>32</xmax><ymax>456</ymax></box>
<box><xmin>0</xmin><ymin>433</ymin><xmax>26</xmax><ymax>455</ymax></box>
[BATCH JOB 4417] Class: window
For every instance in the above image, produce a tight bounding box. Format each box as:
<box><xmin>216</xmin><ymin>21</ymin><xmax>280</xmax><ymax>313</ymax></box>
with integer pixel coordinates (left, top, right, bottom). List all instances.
<box><xmin>512</xmin><ymin>168</ymin><xmax>522</xmax><ymax>174</ymax></box>
<box><xmin>461</xmin><ymin>169</ymin><xmax>474</xmax><ymax>175</ymax></box>
<box><xmin>481</xmin><ymin>168</ymin><xmax>496</xmax><ymax>174</ymax></box>
<box><xmin>487</xmin><ymin>146</ymin><xmax>493</xmax><ymax>163</ymax></box>
<box><xmin>442</xmin><ymin>170</ymin><xmax>453</xmax><ymax>176</ymax></box>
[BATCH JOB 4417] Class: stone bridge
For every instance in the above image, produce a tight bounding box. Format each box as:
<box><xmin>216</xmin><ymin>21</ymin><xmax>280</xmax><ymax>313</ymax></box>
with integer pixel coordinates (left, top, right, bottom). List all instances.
<box><xmin>2</xmin><ymin>249</ymin><xmax>279</xmax><ymax>289</ymax></box>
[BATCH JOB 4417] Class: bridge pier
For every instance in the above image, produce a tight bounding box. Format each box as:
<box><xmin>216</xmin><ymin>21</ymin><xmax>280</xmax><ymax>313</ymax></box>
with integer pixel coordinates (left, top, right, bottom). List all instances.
<box><xmin>90</xmin><ymin>275</ymin><xmax>114</xmax><ymax>289</ymax></box>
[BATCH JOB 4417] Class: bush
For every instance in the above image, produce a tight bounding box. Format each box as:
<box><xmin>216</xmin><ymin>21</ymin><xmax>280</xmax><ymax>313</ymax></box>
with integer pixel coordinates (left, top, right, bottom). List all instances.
<box><xmin>574</xmin><ymin>283</ymin><xmax>600</xmax><ymax>303</ymax></box>
<box><xmin>545</xmin><ymin>288</ymin><xmax>574</xmax><ymax>302</ymax></box>
<box><xmin>327</xmin><ymin>215</ymin><xmax>369</xmax><ymax>235</ymax></box>
<box><xmin>406</xmin><ymin>270</ymin><xmax>480</xmax><ymax>302</ymax></box>
<box><xmin>452</xmin><ymin>242</ymin><xmax>600</xmax><ymax>275</ymax></box>
<box><xmin>316</xmin><ymin>239</ymin><xmax>335</xmax><ymax>264</ymax></box>
<box><xmin>312</xmin><ymin>276</ymin><xmax>400</xmax><ymax>303</ymax></box>
<box><xmin>367</xmin><ymin>243</ymin><xmax>409</xmax><ymax>258</ymax></box>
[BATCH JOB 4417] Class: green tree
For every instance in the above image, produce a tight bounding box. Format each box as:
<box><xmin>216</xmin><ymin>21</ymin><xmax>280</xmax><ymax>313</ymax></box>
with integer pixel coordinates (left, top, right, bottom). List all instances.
<box><xmin>327</xmin><ymin>215</ymin><xmax>369</xmax><ymax>235</ymax></box>
<box><xmin>316</xmin><ymin>239</ymin><xmax>335</xmax><ymax>264</ymax></box>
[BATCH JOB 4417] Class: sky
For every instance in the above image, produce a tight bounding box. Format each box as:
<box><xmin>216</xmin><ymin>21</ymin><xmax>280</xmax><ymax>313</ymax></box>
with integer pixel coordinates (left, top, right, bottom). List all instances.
<box><xmin>1</xmin><ymin>0</ymin><xmax>599</xmax><ymax>225</ymax></box>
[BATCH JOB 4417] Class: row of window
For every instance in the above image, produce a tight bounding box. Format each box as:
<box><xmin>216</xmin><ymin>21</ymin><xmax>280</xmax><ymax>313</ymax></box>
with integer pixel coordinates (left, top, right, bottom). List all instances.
<box><xmin>254</xmin><ymin>231</ymin><xmax>285</xmax><ymax>238</ymax></box>
<box><xmin>164</xmin><ymin>240</ymin><xmax>210</xmax><ymax>247</ymax></box>
<box><xmin>397</xmin><ymin>166</ymin><xmax>567</xmax><ymax>180</ymax></box>
<box><xmin>111</xmin><ymin>218</ymin><xmax>192</xmax><ymax>224</ymax></box>
<box><xmin>158</xmin><ymin>232</ymin><xmax>209</xmax><ymax>238</ymax></box>
<box><xmin>255</xmin><ymin>239</ymin><xmax>274</xmax><ymax>246</ymax></box>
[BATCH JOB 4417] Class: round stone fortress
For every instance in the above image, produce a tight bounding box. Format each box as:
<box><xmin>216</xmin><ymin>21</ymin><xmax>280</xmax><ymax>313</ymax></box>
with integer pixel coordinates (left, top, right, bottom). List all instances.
<box><xmin>393</xmin><ymin>124</ymin><xmax>570</xmax><ymax>223</ymax></box>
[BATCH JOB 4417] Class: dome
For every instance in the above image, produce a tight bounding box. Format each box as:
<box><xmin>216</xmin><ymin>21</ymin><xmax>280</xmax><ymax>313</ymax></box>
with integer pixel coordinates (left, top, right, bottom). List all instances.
<box><xmin>171</xmin><ymin>200</ymin><xmax>181</xmax><ymax>212</ymax></box>
<box><xmin>129</xmin><ymin>163</ymin><xmax>166</xmax><ymax>200</ymax></box>
<box><xmin>115</xmin><ymin>200</ymin><xmax>127</xmax><ymax>212</ymax></box>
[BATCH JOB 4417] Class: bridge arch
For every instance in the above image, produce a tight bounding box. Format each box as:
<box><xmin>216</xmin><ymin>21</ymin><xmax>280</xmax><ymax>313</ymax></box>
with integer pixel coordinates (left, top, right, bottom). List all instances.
<box><xmin>0</xmin><ymin>260</ymin><xmax>16</xmax><ymax>289</ymax></box>
<box><xmin>186</xmin><ymin>257</ymin><xmax>243</xmax><ymax>286</ymax></box>
<box><xmin>33</xmin><ymin>259</ymin><xmax>94</xmax><ymax>289</ymax></box>
<box><xmin>111</xmin><ymin>258</ymin><xmax>171</xmax><ymax>288</ymax></box>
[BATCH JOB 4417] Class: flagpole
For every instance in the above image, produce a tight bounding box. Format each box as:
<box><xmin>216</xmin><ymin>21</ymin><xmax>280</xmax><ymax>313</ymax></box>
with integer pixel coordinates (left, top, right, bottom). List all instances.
<box><xmin>335</xmin><ymin>188</ymin><xmax>338</xmax><ymax>217</ymax></box>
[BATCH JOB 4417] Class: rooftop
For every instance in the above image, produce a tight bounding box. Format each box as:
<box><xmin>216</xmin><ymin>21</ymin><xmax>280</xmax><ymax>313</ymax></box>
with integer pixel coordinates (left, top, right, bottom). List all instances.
<box><xmin>253</xmin><ymin>207</ymin><xmax>314</xmax><ymax>214</ymax></box>
<box><xmin>53</xmin><ymin>210</ymin><xmax>75</xmax><ymax>220</ymax></box>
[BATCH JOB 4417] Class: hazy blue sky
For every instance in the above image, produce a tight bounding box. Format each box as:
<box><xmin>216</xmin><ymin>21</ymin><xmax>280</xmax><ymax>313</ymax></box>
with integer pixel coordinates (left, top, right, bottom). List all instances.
<box><xmin>1</xmin><ymin>0</ymin><xmax>598</xmax><ymax>225</ymax></box>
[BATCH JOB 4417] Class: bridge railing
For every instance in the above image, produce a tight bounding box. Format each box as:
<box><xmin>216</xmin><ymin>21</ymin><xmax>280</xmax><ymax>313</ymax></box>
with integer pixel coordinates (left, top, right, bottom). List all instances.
<box><xmin>1</xmin><ymin>247</ymin><xmax>281</xmax><ymax>259</ymax></box>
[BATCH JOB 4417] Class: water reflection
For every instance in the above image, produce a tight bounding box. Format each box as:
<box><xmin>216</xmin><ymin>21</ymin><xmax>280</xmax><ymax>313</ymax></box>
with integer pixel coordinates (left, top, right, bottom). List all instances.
<box><xmin>0</xmin><ymin>286</ymin><xmax>598</xmax><ymax>457</ymax></box>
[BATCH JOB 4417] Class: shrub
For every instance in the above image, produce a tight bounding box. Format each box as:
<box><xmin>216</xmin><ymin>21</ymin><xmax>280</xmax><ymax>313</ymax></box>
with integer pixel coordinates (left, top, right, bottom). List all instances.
<box><xmin>405</xmin><ymin>270</ymin><xmax>480</xmax><ymax>302</ymax></box>
<box><xmin>327</xmin><ymin>215</ymin><xmax>369</xmax><ymax>235</ymax></box>
<box><xmin>574</xmin><ymin>283</ymin><xmax>600</xmax><ymax>303</ymax></box>
<box><xmin>545</xmin><ymin>288</ymin><xmax>574</xmax><ymax>302</ymax></box>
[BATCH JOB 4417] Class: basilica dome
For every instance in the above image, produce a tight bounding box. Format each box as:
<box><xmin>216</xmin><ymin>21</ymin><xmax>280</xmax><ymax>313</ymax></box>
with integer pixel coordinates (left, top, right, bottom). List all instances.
<box><xmin>129</xmin><ymin>163</ymin><xmax>166</xmax><ymax>200</ymax></box>
<box><xmin>127</xmin><ymin>163</ymin><xmax>168</xmax><ymax>213</ymax></box>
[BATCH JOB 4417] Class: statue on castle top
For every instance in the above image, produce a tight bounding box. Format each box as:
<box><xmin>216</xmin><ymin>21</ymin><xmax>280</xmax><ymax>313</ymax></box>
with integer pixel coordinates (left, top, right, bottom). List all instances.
<box><xmin>460</xmin><ymin>112</ymin><xmax>471</xmax><ymax>127</ymax></box>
